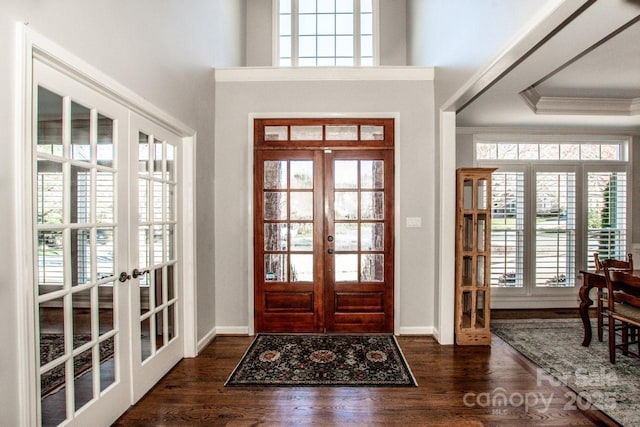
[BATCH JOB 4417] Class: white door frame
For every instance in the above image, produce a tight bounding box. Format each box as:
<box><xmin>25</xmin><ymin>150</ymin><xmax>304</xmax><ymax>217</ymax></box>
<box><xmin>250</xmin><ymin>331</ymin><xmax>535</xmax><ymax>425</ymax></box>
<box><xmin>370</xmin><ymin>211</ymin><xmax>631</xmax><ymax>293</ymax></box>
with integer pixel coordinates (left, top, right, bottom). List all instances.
<box><xmin>15</xmin><ymin>25</ymin><xmax>198</xmax><ymax>425</ymax></box>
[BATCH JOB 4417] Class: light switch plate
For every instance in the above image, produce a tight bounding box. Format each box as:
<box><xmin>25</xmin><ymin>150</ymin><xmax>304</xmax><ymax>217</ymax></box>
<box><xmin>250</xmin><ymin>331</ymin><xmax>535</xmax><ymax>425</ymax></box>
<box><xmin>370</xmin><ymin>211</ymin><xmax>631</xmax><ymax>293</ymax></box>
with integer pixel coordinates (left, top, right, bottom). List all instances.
<box><xmin>406</xmin><ymin>217</ymin><xmax>422</xmax><ymax>228</ymax></box>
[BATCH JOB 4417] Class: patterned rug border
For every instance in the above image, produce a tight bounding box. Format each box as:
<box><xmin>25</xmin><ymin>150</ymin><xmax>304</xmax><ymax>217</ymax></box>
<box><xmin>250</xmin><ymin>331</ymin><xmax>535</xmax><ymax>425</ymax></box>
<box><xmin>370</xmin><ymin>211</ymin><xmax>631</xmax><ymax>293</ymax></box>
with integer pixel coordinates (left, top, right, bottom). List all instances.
<box><xmin>225</xmin><ymin>334</ymin><xmax>418</xmax><ymax>388</ymax></box>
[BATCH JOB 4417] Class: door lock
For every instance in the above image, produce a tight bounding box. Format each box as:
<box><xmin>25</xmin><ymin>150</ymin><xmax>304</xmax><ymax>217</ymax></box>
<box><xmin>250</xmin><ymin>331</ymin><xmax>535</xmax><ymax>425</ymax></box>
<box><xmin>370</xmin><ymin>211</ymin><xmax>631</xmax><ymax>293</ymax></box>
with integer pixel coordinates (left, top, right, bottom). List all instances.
<box><xmin>118</xmin><ymin>272</ymin><xmax>131</xmax><ymax>283</ymax></box>
<box><xmin>327</xmin><ymin>235</ymin><xmax>334</xmax><ymax>242</ymax></box>
<box><xmin>327</xmin><ymin>248</ymin><xmax>334</xmax><ymax>254</ymax></box>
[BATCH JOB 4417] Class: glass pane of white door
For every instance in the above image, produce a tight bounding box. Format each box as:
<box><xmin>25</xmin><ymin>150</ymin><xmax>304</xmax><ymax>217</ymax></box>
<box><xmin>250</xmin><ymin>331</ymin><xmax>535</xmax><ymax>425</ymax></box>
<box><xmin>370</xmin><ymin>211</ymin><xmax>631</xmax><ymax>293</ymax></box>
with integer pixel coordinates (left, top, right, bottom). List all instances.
<box><xmin>34</xmin><ymin>61</ymin><xmax>131</xmax><ymax>427</ymax></box>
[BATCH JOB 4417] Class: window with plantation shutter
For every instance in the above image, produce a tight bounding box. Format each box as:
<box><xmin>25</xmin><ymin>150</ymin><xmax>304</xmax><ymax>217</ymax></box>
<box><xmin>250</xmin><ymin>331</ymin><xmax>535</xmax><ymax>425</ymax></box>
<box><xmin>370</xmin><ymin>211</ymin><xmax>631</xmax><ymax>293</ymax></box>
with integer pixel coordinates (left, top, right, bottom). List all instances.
<box><xmin>491</xmin><ymin>171</ymin><xmax>525</xmax><ymax>288</ymax></box>
<box><xmin>534</xmin><ymin>171</ymin><xmax>576</xmax><ymax>288</ymax></box>
<box><xmin>476</xmin><ymin>136</ymin><xmax>630</xmax><ymax>305</ymax></box>
<box><xmin>586</xmin><ymin>171</ymin><xmax>627</xmax><ymax>270</ymax></box>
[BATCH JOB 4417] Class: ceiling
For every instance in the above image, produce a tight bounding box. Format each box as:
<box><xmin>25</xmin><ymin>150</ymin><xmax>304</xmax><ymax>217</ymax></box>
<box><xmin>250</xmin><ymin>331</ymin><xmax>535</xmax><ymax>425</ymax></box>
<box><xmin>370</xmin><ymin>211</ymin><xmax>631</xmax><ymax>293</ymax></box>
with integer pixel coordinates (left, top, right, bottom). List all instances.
<box><xmin>456</xmin><ymin>0</ymin><xmax>640</xmax><ymax>132</ymax></box>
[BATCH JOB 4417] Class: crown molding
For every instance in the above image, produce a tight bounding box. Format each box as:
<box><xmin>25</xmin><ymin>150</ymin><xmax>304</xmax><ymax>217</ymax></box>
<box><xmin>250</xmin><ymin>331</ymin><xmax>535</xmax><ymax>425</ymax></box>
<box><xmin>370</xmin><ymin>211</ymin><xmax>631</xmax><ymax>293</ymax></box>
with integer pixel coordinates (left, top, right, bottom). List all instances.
<box><xmin>214</xmin><ymin>66</ymin><xmax>434</xmax><ymax>82</ymax></box>
<box><xmin>521</xmin><ymin>87</ymin><xmax>640</xmax><ymax>116</ymax></box>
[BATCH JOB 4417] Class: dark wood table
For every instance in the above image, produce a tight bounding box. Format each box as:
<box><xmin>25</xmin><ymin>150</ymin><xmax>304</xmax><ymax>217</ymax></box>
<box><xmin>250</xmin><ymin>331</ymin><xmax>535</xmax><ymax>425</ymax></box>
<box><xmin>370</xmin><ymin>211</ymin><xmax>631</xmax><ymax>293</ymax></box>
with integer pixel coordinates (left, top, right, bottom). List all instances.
<box><xmin>578</xmin><ymin>269</ymin><xmax>640</xmax><ymax>346</ymax></box>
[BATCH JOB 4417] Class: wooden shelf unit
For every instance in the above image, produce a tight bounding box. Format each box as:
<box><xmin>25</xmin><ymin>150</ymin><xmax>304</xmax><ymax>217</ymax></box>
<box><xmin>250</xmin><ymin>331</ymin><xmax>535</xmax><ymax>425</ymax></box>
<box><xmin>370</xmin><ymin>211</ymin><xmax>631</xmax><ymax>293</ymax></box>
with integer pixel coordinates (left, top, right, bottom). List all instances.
<box><xmin>455</xmin><ymin>168</ymin><xmax>496</xmax><ymax>346</ymax></box>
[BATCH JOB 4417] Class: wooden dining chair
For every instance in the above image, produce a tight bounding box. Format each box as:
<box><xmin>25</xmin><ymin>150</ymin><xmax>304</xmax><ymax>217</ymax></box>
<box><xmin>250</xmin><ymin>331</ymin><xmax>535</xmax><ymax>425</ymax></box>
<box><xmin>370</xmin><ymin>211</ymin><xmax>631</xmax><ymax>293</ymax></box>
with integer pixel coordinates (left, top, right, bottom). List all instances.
<box><xmin>594</xmin><ymin>253</ymin><xmax>633</xmax><ymax>342</ymax></box>
<box><xmin>603</xmin><ymin>261</ymin><xmax>640</xmax><ymax>363</ymax></box>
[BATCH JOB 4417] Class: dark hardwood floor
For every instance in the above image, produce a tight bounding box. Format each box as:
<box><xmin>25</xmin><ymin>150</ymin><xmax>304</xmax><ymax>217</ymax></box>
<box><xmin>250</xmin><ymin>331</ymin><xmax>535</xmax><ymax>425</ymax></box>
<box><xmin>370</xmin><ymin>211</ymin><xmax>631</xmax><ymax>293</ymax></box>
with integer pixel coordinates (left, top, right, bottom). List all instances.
<box><xmin>113</xmin><ymin>309</ymin><xmax>617</xmax><ymax>427</ymax></box>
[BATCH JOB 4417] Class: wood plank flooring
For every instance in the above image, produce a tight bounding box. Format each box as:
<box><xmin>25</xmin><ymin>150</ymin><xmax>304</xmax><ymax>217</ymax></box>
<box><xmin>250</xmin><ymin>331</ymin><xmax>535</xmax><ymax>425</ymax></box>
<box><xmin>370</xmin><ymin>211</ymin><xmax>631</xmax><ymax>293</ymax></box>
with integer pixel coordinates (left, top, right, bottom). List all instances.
<box><xmin>114</xmin><ymin>312</ymin><xmax>617</xmax><ymax>426</ymax></box>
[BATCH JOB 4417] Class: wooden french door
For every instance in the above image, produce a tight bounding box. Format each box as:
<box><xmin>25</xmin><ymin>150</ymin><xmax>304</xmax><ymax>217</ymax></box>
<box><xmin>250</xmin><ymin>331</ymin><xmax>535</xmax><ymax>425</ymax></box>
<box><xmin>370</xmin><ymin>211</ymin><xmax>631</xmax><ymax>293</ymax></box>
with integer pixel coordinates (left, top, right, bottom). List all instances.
<box><xmin>254</xmin><ymin>119</ymin><xmax>394</xmax><ymax>333</ymax></box>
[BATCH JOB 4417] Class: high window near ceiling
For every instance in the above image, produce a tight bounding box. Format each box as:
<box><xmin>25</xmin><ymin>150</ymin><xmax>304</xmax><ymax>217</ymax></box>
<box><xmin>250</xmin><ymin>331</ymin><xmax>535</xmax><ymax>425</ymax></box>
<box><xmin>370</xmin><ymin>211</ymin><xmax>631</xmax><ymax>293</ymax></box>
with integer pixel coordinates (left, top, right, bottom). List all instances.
<box><xmin>475</xmin><ymin>137</ymin><xmax>630</xmax><ymax>304</ymax></box>
<box><xmin>277</xmin><ymin>0</ymin><xmax>377</xmax><ymax>67</ymax></box>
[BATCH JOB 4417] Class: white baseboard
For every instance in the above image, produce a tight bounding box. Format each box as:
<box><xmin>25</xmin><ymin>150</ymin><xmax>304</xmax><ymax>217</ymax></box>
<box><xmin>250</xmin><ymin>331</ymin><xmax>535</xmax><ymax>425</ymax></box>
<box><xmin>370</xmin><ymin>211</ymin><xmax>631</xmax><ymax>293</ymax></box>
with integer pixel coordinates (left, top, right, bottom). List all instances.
<box><xmin>398</xmin><ymin>326</ymin><xmax>434</xmax><ymax>336</ymax></box>
<box><xmin>215</xmin><ymin>326</ymin><xmax>250</xmax><ymax>336</ymax></box>
<box><xmin>196</xmin><ymin>327</ymin><xmax>217</xmax><ymax>354</ymax></box>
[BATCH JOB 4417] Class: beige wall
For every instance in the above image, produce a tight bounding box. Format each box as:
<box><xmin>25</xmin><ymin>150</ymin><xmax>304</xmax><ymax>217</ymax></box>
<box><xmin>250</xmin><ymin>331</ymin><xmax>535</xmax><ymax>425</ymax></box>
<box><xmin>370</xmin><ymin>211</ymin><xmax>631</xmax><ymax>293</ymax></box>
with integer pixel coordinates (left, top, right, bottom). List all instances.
<box><xmin>213</xmin><ymin>72</ymin><xmax>436</xmax><ymax>332</ymax></box>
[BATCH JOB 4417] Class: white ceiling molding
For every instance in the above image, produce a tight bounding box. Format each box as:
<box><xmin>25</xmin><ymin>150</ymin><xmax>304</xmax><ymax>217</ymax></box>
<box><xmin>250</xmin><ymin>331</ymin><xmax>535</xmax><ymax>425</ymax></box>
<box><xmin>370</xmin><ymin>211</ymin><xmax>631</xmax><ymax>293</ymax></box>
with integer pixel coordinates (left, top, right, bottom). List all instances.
<box><xmin>214</xmin><ymin>66</ymin><xmax>435</xmax><ymax>82</ymax></box>
<box><xmin>521</xmin><ymin>87</ymin><xmax>640</xmax><ymax>116</ymax></box>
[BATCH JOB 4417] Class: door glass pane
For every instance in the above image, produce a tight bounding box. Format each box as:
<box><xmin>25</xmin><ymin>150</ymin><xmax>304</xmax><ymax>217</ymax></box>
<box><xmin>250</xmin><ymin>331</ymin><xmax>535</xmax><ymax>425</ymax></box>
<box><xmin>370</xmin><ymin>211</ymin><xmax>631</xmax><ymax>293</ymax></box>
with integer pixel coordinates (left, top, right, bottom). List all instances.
<box><xmin>138</xmin><ymin>132</ymin><xmax>150</xmax><ymax>174</ymax></box>
<box><xmin>361</xmin><ymin>223</ymin><xmax>383</xmax><ymax>251</ymax></box>
<box><xmin>74</xmin><ymin>347</ymin><xmax>94</xmax><ymax>410</ymax></box>
<box><xmin>96</xmin><ymin>172</ymin><xmax>114</xmax><ymax>223</ymax></box>
<box><xmin>290</xmin><ymin>223</ymin><xmax>313</xmax><ymax>251</ymax></box>
<box><xmin>264</xmin><ymin>192</ymin><xmax>288</xmax><ymax>220</ymax></box>
<box><xmin>153</xmin><ymin>138</ymin><xmax>163</xmax><ymax>179</ymax></box>
<box><xmin>37</xmin><ymin>87</ymin><xmax>63</xmax><ymax>156</ymax></box>
<box><xmin>97</xmin><ymin>114</ymin><xmax>114</xmax><ymax>167</ymax></box>
<box><xmin>168</xmin><ymin>303</ymin><xmax>176</xmax><ymax>341</ymax></box>
<box><xmin>265</xmin><ymin>254</ymin><xmax>287</xmax><ymax>282</ymax></box>
<box><xmin>153</xmin><ymin>181</ymin><xmax>163</xmax><ymax>222</ymax></box>
<box><xmin>335</xmin><ymin>192</ymin><xmax>357</xmax><ymax>220</ymax></box>
<box><xmin>334</xmin><ymin>160</ymin><xmax>358</xmax><ymax>188</ymax></box>
<box><xmin>265</xmin><ymin>223</ymin><xmax>288</xmax><ymax>251</ymax></box>
<box><xmin>71</xmin><ymin>228</ymin><xmax>91</xmax><ymax>286</ymax></box>
<box><xmin>141</xmin><ymin>317</ymin><xmax>151</xmax><ymax>361</ymax></box>
<box><xmin>361</xmin><ymin>191</ymin><xmax>383</xmax><ymax>220</ymax></box>
<box><xmin>37</xmin><ymin>160</ymin><xmax>63</xmax><ymax>224</ymax></box>
<box><xmin>264</xmin><ymin>161</ymin><xmax>288</xmax><ymax>189</ymax></box>
<box><xmin>138</xmin><ymin>227</ymin><xmax>150</xmax><ymax>269</ymax></box>
<box><xmin>290</xmin><ymin>192</ymin><xmax>313</xmax><ymax>220</ymax></box>
<box><xmin>360</xmin><ymin>160</ymin><xmax>384</xmax><ymax>189</ymax></box>
<box><xmin>72</xmin><ymin>288</ymin><xmax>91</xmax><ymax>349</ymax></box>
<box><xmin>98</xmin><ymin>282</ymin><xmax>114</xmax><ymax>335</ymax></box>
<box><xmin>155</xmin><ymin>311</ymin><xmax>164</xmax><ymax>350</ymax></box>
<box><xmin>361</xmin><ymin>254</ymin><xmax>383</xmax><ymax>282</ymax></box>
<box><xmin>477</xmin><ymin>291</ymin><xmax>486</xmax><ymax>328</ymax></box>
<box><xmin>99</xmin><ymin>336</ymin><xmax>115</xmax><ymax>391</ymax></box>
<box><xmin>153</xmin><ymin>225</ymin><xmax>163</xmax><ymax>265</ymax></box>
<box><xmin>290</xmin><ymin>161</ymin><xmax>313</xmax><ymax>189</ymax></box>
<box><xmin>70</xmin><ymin>165</ymin><xmax>91</xmax><ymax>224</ymax></box>
<box><xmin>477</xmin><ymin>215</ymin><xmax>486</xmax><ymax>252</ymax></box>
<box><xmin>138</xmin><ymin>179</ymin><xmax>149</xmax><ymax>222</ymax></box>
<box><xmin>166</xmin><ymin>225</ymin><xmax>175</xmax><ymax>261</ymax></box>
<box><xmin>476</xmin><ymin>256</ymin><xmax>485</xmax><ymax>286</ymax></box>
<box><xmin>335</xmin><ymin>254</ymin><xmax>357</xmax><ymax>282</ymax></box>
<box><xmin>166</xmin><ymin>184</ymin><xmax>175</xmax><ymax>222</ymax></box>
<box><xmin>71</xmin><ymin>101</ymin><xmax>91</xmax><ymax>162</ymax></box>
<box><xmin>38</xmin><ymin>230</ymin><xmax>64</xmax><ymax>291</ymax></box>
<box><xmin>167</xmin><ymin>264</ymin><xmax>175</xmax><ymax>301</ymax></box>
<box><xmin>291</xmin><ymin>125</ymin><xmax>323</xmax><ymax>140</ymax></box>
<box><xmin>335</xmin><ymin>223</ymin><xmax>358</xmax><ymax>251</ymax></box>
<box><xmin>166</xmin><ymin>144</ymin><xmax>175</xmax><ymax>182</ymax></box>
<box><xmin>96</xmin><ymin>227</ymin><xmax>114</xmax><ymax>280</ymax></box>
<box><xmin>154</xmin><ymin>268</ymin><xmax>163</xmax><ymax>308</ymax></box>
<box><xmin>291</xmin><ymin>254</ymin><xmax>313</xmax><ymax>282</ymax></box>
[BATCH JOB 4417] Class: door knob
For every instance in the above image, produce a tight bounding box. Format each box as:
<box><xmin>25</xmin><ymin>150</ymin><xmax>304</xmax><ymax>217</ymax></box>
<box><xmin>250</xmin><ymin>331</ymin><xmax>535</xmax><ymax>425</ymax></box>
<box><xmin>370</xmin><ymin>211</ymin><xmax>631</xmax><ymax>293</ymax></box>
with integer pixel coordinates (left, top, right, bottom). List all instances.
<box><xmin>327</xmin><ymin>248</ymin><xmax>334</xmax><ymax>254</ymax></box>
<box><xmin>118</xmin><ymin>272</ymin><xmax>131</xmax><ymax>283</ymax></box>
<box><xmin>327</xmin><ymin>235</ymin><xmax>334</xmax><ymax>242</ymax></box>
<box><xmin>132</xmin><ymin>268</ymin><xmax>150</xmax><ymax>279</ymax></box>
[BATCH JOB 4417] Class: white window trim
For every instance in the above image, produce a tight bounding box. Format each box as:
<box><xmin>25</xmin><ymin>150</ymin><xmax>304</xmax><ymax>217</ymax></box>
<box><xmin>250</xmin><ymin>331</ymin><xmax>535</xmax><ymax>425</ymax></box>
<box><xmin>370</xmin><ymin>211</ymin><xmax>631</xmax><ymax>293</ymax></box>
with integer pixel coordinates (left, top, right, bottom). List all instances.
<box><xmin>272</xmin><ymin>0</ymin><xmax>380</xmax><ymax>67</ymax></box>
<box><xmin>474</xmin><ymin>134</ymin><xmax>632</xmax><ymax>309</ymax></box>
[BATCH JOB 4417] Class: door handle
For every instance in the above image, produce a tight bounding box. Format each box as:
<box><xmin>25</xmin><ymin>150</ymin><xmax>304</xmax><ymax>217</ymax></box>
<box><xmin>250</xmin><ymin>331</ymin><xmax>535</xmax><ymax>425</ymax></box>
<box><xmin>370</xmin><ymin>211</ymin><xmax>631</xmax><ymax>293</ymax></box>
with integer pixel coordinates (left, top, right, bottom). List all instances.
<box><xmin>132</xmin><ymin>268</ymin><xmax>150</xmax><ymax>279</ymax></box>
<box><xmin>327</xmin><ymin>248</ymin><xmax>334</xmax><ymax>254</ymax></box>
<box><xmin>118</xmin><ymin>272</ymin><xmax>131</xmax><ymax>283</ymax></box>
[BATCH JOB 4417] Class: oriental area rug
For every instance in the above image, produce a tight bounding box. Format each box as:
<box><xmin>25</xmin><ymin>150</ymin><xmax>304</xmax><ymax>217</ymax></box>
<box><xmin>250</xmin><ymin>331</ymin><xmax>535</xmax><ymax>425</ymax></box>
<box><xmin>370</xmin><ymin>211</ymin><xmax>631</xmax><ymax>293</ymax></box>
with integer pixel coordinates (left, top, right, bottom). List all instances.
<box><xmin>492</xmin><ymin>319</ymin><xmax>640</xmax><ymax>427</ymax></box>
<box><xmin>40</xmin><ymin>334</ymin><xmax>114</xmax><ymax>397</ymax></box>
<box><xmin>225</xmin><ymin>334</ymin><xmax>417</xmax><ymax>387</ymax></box>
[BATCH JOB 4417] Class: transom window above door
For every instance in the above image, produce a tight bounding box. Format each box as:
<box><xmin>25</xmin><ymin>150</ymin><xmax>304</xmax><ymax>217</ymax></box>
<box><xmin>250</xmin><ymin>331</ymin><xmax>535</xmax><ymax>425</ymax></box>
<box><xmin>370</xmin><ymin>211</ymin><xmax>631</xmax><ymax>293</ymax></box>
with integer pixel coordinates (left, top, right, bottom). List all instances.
<box><xmin>277</xmin><ymin>0</ymin><xmax>378</xmax><ymax>67</ymax></box>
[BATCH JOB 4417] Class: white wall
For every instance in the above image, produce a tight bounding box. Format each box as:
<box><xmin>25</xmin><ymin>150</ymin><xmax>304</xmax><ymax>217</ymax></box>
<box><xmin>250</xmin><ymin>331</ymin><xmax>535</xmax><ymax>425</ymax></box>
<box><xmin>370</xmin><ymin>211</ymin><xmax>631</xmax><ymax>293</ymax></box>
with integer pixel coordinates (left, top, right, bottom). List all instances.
<box><xmin>213</xmin><ymin>69</ymin><xmax>435</xmax><ymax>334</ymax></box>
<box><xmin>406</xmin><ymin>0</ymin><xmax>557</xmax><ymax>108</ymax></box>
<box><xmin>245</xmin><ymin>0</ymin><xmax>408</xmax><ymax>66</ymax></box>
<box><xmin>0</xmin><ymin>1</ymin><xmax>244</xmax><ymax>424</ymax></box>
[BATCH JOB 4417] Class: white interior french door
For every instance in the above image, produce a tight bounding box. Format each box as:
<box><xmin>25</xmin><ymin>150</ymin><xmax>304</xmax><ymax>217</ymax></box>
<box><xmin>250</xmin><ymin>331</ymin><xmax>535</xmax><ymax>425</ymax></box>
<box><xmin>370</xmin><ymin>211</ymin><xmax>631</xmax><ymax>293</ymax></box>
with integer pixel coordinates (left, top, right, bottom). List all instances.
<box><xmin>32</xmin><ymin>60</ymin><xmax>183</xmax><ymax>426</ymax></box>
<box><xmin>129</xmin><ymin>114</ymin><xmax>183</xmax><ymax>402</ymax></box>
<box><xmin>33</xmin><ymin>60</ymin><xmax>132</xmax><ymax>427</ymax></box>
